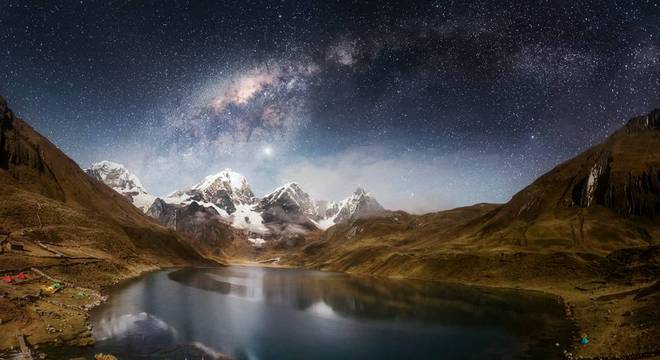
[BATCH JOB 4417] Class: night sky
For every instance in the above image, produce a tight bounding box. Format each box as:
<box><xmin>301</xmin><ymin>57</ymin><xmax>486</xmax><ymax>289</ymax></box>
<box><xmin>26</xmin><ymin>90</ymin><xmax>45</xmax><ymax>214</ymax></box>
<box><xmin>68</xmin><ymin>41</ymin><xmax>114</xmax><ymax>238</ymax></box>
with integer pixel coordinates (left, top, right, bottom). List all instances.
<box><xmin>1</xmin><ymin>0</ymin><xmax>659</xmax><ymax>212</ymax></box>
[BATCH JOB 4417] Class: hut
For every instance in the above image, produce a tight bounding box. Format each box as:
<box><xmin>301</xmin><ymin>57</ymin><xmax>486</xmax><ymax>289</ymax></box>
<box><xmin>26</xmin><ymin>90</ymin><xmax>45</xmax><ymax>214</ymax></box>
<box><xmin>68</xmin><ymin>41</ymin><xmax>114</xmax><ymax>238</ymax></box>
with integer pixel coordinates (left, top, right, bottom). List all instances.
<box><xmin>9</xmin><ymin>241</ymin><xmax>25</xmax><ymax>251</ymax></box>
<box><xmin>0</xmin><ymin>235</ymin><xmax>7</xmax><ymax>254</ymax></box>
<box><xmin>3</xmin><ymin>240</ymin><xmax>25</xmax><ymax>252</ymax></box>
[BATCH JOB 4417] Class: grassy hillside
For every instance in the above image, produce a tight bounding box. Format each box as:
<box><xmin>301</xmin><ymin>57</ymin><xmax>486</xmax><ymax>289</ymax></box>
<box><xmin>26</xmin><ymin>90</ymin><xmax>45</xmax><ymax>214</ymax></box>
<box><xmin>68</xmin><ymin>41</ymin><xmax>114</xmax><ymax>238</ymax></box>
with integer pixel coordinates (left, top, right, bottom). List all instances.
<box><xmin>286</xmin><ymin>109</ymin><xmax>660</xmax><ymax>358</ymax></box>
<box><xmin>0</xmin><ymin>95</ymin><xmax>213</xmax><ymax>351</ymax></box>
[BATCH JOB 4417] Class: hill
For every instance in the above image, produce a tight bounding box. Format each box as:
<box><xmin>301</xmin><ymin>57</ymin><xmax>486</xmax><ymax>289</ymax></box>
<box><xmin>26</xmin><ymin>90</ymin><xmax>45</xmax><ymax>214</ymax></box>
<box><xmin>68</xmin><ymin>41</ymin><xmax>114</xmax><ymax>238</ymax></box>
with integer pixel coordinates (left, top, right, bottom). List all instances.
<box><xmin>0</xmin><ymin>95</ymin><xmax>211</xmax><ymax>350</ymax></box>
<box><xmin>289</xmin><ymin>109</ymin><xmax>660</xmax><ymax>359</ymax></box>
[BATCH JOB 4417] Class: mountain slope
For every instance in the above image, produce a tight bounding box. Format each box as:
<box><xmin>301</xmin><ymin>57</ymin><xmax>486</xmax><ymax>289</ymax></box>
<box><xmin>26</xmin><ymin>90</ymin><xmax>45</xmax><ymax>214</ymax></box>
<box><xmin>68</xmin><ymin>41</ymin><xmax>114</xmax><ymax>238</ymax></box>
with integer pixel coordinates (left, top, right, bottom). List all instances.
<box><xmin>461</xmin><ymin>109</ymin><xmax>660</xmax><ymax>252</ymax></box>
<box><xmin>0</xmin><ymin>95</ymin><xmax>205</xmax><ymax>266</ymax></box>
<box><xmin>317</xmin><ymin>187</ymin><xmax>386</xmax><ymax>229</ymax></box>
<box><xmin>83</xmin><ymin>159</ymin><xmax>387</xmax><ymax>256</ymax></box>
<box><xmin>294</xmin><ymin>109</ymin><xmax>660</xmax><ymax>274</ymax></box>
<box><xmin>147</xmin><ymin>198</ymin><xmax>237</xmax><ymax>257</ymax></box>
<box><xmin>166</xmin><ymin>168</ymin><xmax>255</xmax><ymax>215</ymax></box>
<box><xmin>84</xmin><ymin>160</ymin><xmax>156</xmax><ymax>212</ymax></box>
<box><xmin>287</xmin><ymin>109</ymin><xmax>660</xmax><ymax>359</ymax></box>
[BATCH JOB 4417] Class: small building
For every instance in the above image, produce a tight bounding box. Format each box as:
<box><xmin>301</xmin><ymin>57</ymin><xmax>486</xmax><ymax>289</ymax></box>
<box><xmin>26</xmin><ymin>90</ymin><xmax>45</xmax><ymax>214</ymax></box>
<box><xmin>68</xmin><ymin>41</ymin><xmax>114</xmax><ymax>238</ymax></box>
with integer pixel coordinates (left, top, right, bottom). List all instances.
<box><xmin>1</xmin><ymin>238</ymin><xmax>25</xmax><ymax>252</ymax></box>
<box><xmin>0</xmin><ymin>235</ymin><xmax>8</xmax><ymax>253</ymax></box>
<box><xmin>9</xmin><ymin>241</ymin><xmax>25</xmax><ymax>251</ymax></box>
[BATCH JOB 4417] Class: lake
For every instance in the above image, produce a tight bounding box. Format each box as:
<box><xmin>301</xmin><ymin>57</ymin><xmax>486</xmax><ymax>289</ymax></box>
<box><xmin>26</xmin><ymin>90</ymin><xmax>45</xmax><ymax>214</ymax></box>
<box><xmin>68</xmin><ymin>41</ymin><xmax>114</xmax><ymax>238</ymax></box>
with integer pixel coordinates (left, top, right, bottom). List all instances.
<box><xmin>61</xmin><ymin>266</ymin><xmax>574</xmax><ymax>359</ymax></box>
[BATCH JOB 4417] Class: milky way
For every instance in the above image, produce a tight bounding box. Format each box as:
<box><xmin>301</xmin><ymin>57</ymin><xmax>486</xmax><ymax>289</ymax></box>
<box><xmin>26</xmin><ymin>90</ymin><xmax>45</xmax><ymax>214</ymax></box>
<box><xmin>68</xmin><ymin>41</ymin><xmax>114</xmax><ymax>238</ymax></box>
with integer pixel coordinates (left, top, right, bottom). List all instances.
<box><xmin>1</xmin><ymin>0</ymin><xmax>659</xmax><ymax>212</ymax></box>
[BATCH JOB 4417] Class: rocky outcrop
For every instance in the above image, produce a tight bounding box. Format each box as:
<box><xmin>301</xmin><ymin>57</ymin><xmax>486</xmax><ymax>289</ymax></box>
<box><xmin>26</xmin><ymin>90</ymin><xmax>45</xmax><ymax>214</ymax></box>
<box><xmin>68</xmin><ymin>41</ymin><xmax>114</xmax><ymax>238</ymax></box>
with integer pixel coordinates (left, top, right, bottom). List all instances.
<box><xmin>147</xmin><ymin>198</ymin><xmax>235</xmax><ymax>255</ymax></box>
<box><xmin>568</xmin><ymin>109</ymin><xmax>660</xmax><ymax>218</ymax></box>
<box><xmin>147</xmin><ymin>198</ymin><xmax>178</xmax><ymax>229</ymax></box>
<box><xmin>0</xmin><ymin>96</ymin><xmax>63</xmax><ymax>200</ymax></box>
<box><xmin>601</xmin><ymin>167</ymin><xmax>660</xmax><ymax>217</ymax></box>
<box><xmin>625</xmin><ymin>109</ymin><xmax>660</xmax><ymax>132</ymax></box>
<box><xmin>571</xmin><ymin>151</ymin><xmax>612</xmax><ymax>208</ymax></box>
<box><xmin>84</xmin><ymin>161</ymin><xmax>156</xmax><ymax>211</ymax></box>
<box><xmin>256</xmin><ymin>183</ymin><xmax>320</xmax><ymax>231</ymax></box>
<box><xmin>176</xmin><ymin>188</ymin><xmax>236</xmax><ymax>214</ymax></box>
<box><xmin>328</xmin><ymin>187</ymin><xmax>386</xmax><ymax>223</ymax></box>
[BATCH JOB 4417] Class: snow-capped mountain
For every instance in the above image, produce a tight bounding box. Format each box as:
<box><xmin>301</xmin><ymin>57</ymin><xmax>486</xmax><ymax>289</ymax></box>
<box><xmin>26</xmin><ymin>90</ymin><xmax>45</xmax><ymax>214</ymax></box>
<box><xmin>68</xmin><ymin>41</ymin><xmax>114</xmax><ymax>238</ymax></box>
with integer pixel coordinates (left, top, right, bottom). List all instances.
<box><xmin>257</xmin><ymin>182</ymin><xmax>319</xmax><ymax>218</ymax></box>
<box><xmin>163</xmin><ymin>168</ymin><xmax>267</xmax><ymax>233</ymax></box>
<box><xmin>255</xmin><ymin>182</ymin><xmax>322</xmax><ymax>232</ymax></box>
<box><xmin>87</xmin><ymin>161</ymin><xmax>386</xmax><ymax>240</ymax></box>
<box><xmin>166</xmin><ymin>169</ymin><xmax>255</xmax><ymax>214</ymax></box>
<box><xmin>254</xmin><ymin>183</ymin><xmax>386</xmax><ymax>231</ymax></box>
<box><xmin>84</xmin><ymin>161</ymin><xmax>156</xmax><ymax>212</ymax></box>
<box><xmin>316</xmin><ymin>187</ymin><xmax>386</xmax><ymax>229</ymax></box>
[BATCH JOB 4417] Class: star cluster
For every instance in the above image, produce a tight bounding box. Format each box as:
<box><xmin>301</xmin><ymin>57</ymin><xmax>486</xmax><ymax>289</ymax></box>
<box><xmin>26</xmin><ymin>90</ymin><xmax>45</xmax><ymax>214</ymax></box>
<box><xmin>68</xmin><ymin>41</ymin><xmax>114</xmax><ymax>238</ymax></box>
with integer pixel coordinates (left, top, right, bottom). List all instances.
<box><xmin>1</xmin><ymin>0</ymin><xmax>659</xmax><ymax>212</ymax></box>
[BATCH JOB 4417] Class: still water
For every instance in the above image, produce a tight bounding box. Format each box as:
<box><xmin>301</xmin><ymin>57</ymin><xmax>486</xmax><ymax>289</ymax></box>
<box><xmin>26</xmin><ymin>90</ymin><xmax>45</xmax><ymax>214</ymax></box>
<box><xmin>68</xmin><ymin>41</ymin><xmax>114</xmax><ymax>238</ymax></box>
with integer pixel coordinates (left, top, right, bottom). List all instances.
<box><xmin>72</xmin><ymin>266</ymin><xmax>572</xmax><ymax>359</ymax></box>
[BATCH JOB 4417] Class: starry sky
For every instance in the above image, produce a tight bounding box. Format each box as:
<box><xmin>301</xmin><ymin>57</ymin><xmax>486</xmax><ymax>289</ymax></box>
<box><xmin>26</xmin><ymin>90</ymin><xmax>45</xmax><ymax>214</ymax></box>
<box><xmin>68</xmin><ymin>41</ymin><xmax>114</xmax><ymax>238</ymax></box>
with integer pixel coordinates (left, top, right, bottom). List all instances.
<box><xmin>1</xmin><ymin>0</ymin><xmax>659</xmax><ymax>212</ymax></box>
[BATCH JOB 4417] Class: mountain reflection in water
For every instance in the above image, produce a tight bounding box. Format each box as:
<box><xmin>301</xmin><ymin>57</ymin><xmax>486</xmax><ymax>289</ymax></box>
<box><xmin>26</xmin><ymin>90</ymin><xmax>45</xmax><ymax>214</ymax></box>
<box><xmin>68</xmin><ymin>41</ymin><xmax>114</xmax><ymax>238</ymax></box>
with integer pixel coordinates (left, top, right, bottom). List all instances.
<box><xmin>67</xmin><ymin>266</ymin><xmax>573</xmax><ymax>360</ymax></box>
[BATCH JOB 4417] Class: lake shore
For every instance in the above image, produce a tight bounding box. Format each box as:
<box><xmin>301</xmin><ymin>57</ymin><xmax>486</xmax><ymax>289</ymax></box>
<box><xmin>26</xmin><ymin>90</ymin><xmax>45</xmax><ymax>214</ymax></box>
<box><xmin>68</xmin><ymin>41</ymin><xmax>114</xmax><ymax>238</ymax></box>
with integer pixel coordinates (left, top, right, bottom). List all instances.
<box><xmin>283</xmin><ymin>247</ymin><xmax>660</xmax><ymax>360</ymax></box>
<box><xmin>1</xmin><ymin>252</ymin><xmax>658</xmax><ymax>360</ymax></box>
<box><xmin>0</xmin><ymin>256</ymin><xmax>180</xmax><ymax>357</ymax></box>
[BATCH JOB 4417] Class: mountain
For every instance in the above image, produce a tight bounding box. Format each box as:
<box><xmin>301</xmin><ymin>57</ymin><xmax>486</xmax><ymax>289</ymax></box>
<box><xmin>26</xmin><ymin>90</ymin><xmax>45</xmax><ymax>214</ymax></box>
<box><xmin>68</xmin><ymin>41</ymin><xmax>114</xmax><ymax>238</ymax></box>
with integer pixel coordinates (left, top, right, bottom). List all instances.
<box><xmin>463</xmin><ymin>108</ymin><xmax>660</xmax><ymax>250</ymax></box>
<box><xmin>255</xmin><ymin>184</ymin><xmax>386</xmax><ymax>231</ymax></box>
<box><xmin>85</xmin><ymin>159</ymin><xmax>386</xmax><ymax>253</ymax></box>
<box><xmin>256</xmin><ymin>182</ymin><xmax>321</xmax><ymax>232</ymax></box>
<box><xmin>158</xmin><ymin>173</ymin><xmax>385</xmax><ymax>237</ymax></box>
<box><xmin>294</xmin><ymin>109</ymin><xmax>660</xmax><ymax>276</ymax></box>
<box><xmin>287</xmin><ymin>109</ymin><xmax>660</xmax><ymax>359</ymax></box>
<box><xmin>317</xmin><ymin>187</ymin><xmax>386</xmax><ymax>229</ymax></box>
<box><xmin>147</xmin><ymin>198</ymin><xmax>236</xmax><ymax>257</ymax></box>
<box><xmin>166</xmin><ymin>168</ymin><xmax>255</xmax><ymax>215</ymax></box>
<box><xmin>0</xmin><ymin>95</ymin><xmax>206</xmax><ymax>268</ymax></box>
<box><xmin>84</xmin><ymin>161</ymin><xmax>156</xmax><ymax>212</ymax></box>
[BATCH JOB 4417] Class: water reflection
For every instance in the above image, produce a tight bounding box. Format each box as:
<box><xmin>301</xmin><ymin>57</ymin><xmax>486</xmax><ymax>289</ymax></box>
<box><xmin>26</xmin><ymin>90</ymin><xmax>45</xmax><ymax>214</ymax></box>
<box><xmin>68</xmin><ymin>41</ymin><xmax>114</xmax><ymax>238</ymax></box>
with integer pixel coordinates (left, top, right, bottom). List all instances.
<box><xmin>167</xmin><ymin>266</ymin><xmax>564</xmax><ymax>332</ymax></box>
<box><xmin>79</xmin><ymin>266</ymin><xmax>572</xmax><ymax>360</ymax></box>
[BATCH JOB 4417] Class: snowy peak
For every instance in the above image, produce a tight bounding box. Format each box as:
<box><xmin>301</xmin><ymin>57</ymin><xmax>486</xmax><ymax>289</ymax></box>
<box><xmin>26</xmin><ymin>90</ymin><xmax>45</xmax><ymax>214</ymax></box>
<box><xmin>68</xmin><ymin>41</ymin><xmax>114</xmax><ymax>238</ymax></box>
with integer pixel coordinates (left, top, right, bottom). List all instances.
<box><xmin>86</xmin><ymin>160</ymin><xmax>145</xmax><ymax>192</ymax></box>
<box><xmin>264</xmin><ymin>182</ymin><xmax>308</xmax><ymax>204</ymax></box>
<box><xmin>258</xmin><ymin>182</ymin><xmax>318</xmax><ymax>220</ymax></box>
<box><xmin>85</xmin><ymin>161</ymin><xmax>386</xmax><ymax>237</ymax></box>
<box><xmin>84</xmin><ymin>161</ymin><xmax>156</xmax><ymax>212</ymax></box>
<box><xmin>318</xmin><ymin>187</ymin><xmax>385</xmax><ymax>229</ymax></box>
<box><xmin>257</xmin><ymin>182</ymin><xmax>386</xmax><ymax>231</ymax></box>
<box><xmin>168</xmin><ymin>168</ymin><xmax>255</xmax><ymax>211</ymax></box>
<box><xmin>163</xmin><ymin>169</ymin><xmax>268</xmax><ymax>234</ymax></box>
<box><xmin>191</xmin><ymin>168</ymin><xmax>255</xmax><ymax>204</ymax></box>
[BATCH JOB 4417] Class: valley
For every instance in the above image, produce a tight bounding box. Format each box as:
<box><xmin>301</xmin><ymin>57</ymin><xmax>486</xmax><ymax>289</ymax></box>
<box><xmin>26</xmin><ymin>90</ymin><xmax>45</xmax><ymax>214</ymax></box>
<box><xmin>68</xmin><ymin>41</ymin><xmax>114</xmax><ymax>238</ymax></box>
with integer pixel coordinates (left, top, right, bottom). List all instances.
<box><xmin>1</xmin><ymin>93</ymin><xmax>659</xmax><ymax>359</ymax></box>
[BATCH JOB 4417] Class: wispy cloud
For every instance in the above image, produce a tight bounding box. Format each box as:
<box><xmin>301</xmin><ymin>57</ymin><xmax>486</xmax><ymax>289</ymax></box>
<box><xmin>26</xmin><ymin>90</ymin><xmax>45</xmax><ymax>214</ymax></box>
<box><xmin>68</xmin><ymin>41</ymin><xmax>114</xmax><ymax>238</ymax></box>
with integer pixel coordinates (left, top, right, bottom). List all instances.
<box><xmin>276</xmin><ymin>146</ymin><xmax>516</xmax><ymax>213</ymax></box>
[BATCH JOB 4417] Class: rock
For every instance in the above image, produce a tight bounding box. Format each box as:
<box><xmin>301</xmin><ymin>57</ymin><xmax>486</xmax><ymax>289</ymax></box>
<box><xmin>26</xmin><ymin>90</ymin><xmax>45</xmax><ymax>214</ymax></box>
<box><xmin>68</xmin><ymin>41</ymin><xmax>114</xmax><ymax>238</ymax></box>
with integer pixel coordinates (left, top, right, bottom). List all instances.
<box><xmin>94</xmin><ymin>354</ymin><xmax>119</xmax><ymax>360</ymax></box>
<box><xmin>575</xmin><ymin>280</ymin><xmax>607</xmax><ymax>291</ymax></box>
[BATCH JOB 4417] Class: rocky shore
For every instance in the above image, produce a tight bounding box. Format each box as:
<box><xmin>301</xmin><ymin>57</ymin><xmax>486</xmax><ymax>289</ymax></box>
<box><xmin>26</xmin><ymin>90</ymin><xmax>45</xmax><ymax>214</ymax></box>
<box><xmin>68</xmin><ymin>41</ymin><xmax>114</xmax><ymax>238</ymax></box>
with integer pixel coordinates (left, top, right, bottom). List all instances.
<box><xmin>0</xmin><ymin>258</ymin><xmax>162</xmax><ymax>358</ymax></box>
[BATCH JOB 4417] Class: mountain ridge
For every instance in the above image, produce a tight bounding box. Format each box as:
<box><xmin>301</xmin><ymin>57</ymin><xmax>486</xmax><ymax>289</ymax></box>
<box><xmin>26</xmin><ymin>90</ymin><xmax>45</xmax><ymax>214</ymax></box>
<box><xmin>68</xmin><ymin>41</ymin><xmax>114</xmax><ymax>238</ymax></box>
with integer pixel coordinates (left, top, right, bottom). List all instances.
<box><xmin>86</xmin><ymin>161</ymin><xmax>387</xmax><ymax>236</ymax></box>
<box><xmin>287</xmin><ymin>108</ymin><xmax>660</xmax><ymax>277</ymax></box>
<box><xmin>0</xmin><ymin>95</ymin><xmax>205</xmax><ymax>265</ymax></box>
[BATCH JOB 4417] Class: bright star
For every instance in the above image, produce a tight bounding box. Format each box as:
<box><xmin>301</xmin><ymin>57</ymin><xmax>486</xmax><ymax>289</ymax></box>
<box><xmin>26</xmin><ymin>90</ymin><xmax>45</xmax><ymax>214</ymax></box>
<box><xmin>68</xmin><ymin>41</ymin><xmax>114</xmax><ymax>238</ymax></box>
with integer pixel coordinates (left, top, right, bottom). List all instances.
<box><xmin>262</xmin><ymin>146</ymin><xmax>274</xmax><ymax>157</ymax></box>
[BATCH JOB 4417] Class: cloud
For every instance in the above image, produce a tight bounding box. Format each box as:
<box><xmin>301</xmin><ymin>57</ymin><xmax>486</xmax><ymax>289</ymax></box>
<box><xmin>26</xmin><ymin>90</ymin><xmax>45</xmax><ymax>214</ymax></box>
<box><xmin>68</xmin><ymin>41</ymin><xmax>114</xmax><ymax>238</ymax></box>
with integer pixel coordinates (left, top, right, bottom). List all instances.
<box><xmin>275</xmin><ymin>146</ymin><xmax>517</xmax><ymax>213</ymax></box>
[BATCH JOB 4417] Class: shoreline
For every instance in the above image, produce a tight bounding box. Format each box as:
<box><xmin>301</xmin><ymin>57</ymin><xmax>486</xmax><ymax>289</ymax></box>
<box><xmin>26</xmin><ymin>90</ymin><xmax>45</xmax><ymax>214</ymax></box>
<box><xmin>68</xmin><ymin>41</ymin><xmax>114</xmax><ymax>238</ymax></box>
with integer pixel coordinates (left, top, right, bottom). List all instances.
<box><xmin>298</xmin><ymin>264</ymin><xmax>660</xmax><ymax>360</ymax></box>
<box><xmin>0</xmin><ymin>260</ymin><xmax>184</xmax><ymax>357</ymax></box>
<box><xmin>1</xmin><ymin>260</ymin><xmax>657</xmax><ymax>359</ymax></box>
